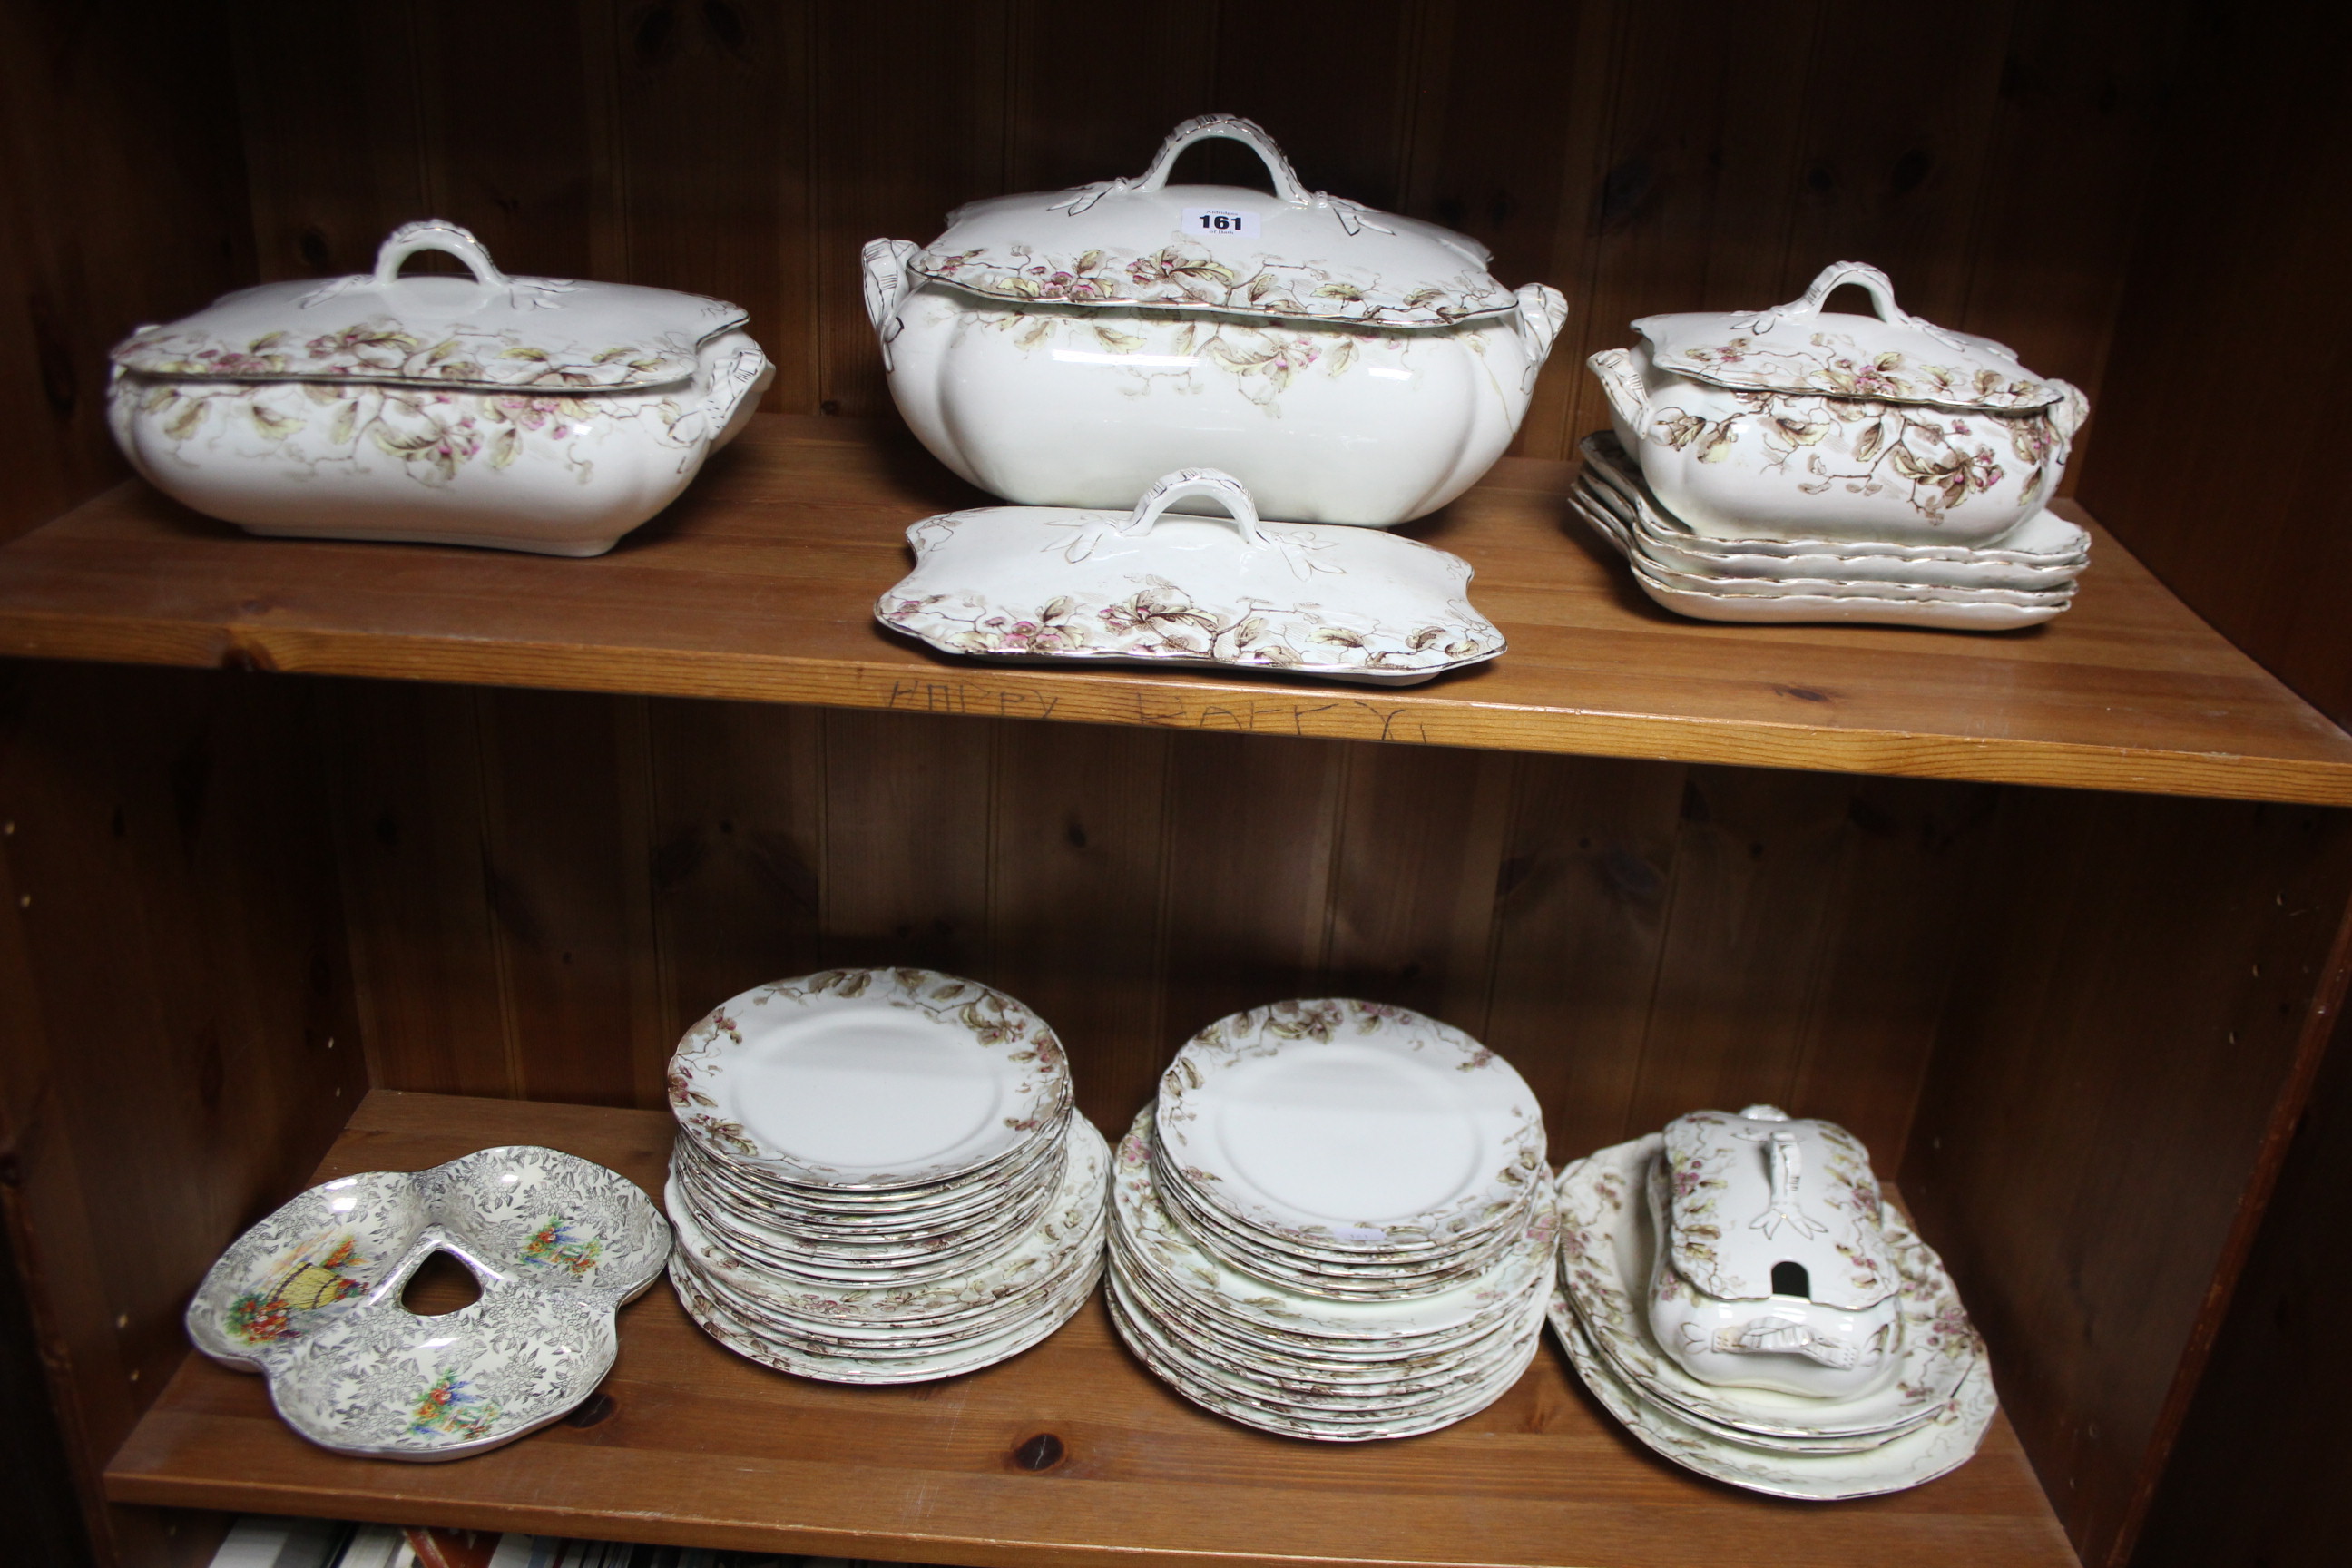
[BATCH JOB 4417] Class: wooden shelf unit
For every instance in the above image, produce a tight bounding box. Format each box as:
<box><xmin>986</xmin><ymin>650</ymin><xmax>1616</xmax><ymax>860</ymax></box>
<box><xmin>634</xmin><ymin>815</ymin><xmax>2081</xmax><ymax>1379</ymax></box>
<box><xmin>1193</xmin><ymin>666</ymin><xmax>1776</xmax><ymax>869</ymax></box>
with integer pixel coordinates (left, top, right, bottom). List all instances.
<box><xmin>3</xmin><ymin>416</ymin><xmax>2347</xmax><ymax>807</ymax></box>
<box><xmin>108</xmin><ymin>1091</ymin><xmax>2079</xmax><ymax>1568</ymax></box>
<box><xmin>6</xmin><ymin>8</ymin><xmax>2352</xmax><ymax>1568</ymax></box>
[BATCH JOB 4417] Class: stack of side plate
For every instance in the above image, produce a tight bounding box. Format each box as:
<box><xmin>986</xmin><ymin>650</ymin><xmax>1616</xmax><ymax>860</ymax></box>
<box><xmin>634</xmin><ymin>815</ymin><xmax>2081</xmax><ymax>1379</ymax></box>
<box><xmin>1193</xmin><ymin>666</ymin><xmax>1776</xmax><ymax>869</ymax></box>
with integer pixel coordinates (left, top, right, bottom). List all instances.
<box><xmin>1548</xmin><ymin>1134</ymin><xmax>1995</xmax><ymax>1498</ymax></box>
<box><xmin>1574</xmin><ymin>430</ymin><xmax>2092</xmax><ymax>631</ymax></box>
<box><xmin>663</xmin><ymin>967</ymin><xmax>1106</xmax><ymax>1383</ymax></box>
<box><xmin>1107</xmin><ymin>999</ymin><xmax>1556</xmax><ymax>1439</ymax></box>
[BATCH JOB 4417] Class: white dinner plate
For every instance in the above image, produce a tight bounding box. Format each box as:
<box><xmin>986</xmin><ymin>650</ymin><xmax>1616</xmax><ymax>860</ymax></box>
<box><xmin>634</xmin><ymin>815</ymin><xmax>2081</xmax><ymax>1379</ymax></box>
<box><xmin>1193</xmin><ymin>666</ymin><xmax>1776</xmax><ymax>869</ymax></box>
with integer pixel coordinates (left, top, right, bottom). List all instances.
<box><xmin>670</xmin><ymin>1112</ymin><xmax>1109</xmax><ymax>1328</ymax></box>
<box><xmin>1112</xmin><ymin>1107</ymin><xmax>1557</xmax><ymax>1346</ymax></box>
<box><xmin>668</xmin><ymin>969</ymin><xmax>1070</xmax><ymax>1187</ymax></box>
<box><xmin>1155</xmin><ymin>1000</ymin><xmax>1544</xmax><ymax>1254</ymax></box>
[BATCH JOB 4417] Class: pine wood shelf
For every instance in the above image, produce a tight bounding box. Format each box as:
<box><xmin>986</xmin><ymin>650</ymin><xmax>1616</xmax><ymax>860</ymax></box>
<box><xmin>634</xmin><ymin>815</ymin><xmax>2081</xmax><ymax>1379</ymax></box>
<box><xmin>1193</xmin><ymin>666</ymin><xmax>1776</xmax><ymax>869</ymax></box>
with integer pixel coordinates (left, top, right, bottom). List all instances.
<box><xmin>104</xmin><ymin>1091</ymin><xmax>2076</xmax><ymax>1568</ymax></box>
<box><xmin>4</xmin><ymin>415</ymin><xmax>2347</xmax><ymax>805</ymax></box>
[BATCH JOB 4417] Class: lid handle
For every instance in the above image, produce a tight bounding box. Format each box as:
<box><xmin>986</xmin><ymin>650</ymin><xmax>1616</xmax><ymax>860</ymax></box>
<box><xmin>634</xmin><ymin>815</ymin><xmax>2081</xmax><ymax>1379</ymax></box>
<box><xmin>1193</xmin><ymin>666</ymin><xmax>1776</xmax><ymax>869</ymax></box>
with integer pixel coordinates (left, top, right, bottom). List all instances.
<box><xmin>1131</xmin><ymin>115</ymin><xmax>1308</xmax><ymax>203</ymax></box>
<box><xmin>371</xmin><ymin>220</ymin><xmax>509</xmax><ymax>289</ymax></box>
<box><xmin>1749</xmin><ymin>1130</ymin><xmax>1829</xmax><ymax>1244</ymax></box>
<box><xmin>1745</xmin><ymin>261</ymin><xmax>1962</xmax><ymax>343</ymax></box>
<box><xmin>1122</xmin><ymin>468</ymin><xmax>1268</xmax><ymax>547</ymax></box>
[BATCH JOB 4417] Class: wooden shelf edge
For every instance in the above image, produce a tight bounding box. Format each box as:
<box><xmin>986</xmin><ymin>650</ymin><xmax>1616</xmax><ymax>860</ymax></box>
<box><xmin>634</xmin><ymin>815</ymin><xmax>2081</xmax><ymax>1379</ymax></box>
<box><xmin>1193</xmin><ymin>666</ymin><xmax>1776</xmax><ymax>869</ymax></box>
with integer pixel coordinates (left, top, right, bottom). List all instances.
<box><xmin>102</xmin><ymin>1092</ymin><xmax>2080</xmax><ymax>1568</ymax></box>
<box><xmin>5</xmin><ymin>608</ymin><xmax>2347</xmax><ymax>808</ymax></box>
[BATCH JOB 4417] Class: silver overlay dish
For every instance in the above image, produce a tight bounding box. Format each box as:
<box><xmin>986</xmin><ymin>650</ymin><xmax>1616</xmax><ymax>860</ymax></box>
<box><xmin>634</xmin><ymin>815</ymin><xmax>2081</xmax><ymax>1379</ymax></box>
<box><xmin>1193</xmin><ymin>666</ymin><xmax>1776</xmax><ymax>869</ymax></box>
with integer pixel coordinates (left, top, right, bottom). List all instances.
<box><xmin>186</xmin><ymin>1145</ymin><xmax>669</xmax><ymax>1461</ymax></box>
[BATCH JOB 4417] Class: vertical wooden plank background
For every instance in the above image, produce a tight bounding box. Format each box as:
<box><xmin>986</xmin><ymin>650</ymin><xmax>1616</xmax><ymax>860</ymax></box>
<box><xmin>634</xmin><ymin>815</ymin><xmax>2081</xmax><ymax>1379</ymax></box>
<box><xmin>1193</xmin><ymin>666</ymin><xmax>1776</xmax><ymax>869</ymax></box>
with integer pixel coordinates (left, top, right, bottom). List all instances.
<box><xmin>338</xmin><ymin>691</ymin><xmax>1985</xmax><ymax>1178</ymax></box>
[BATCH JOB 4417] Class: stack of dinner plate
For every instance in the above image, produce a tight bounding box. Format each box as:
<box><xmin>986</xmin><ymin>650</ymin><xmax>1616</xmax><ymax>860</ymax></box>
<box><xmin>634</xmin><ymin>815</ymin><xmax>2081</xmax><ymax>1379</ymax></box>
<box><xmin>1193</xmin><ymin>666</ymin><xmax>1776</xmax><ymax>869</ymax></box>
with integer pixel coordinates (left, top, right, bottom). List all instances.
<box><xmin>1548</xmin><ymin>1132</ymin><xmax>1995</xmax><ymax>1499</ymax></box>
<box><xmin>1573</xmin><ymin>431</ymin><xmax>2091</xmax><ymax>631</ymax></box>
<box><xmin>662</xmin><ymin>967</ymin><xmax>1107</xmax><ymax>1383</ymax></box>
<box><xmin>1106</xmin><ymin>999</ymin><xmax>1558</xmax><ymax>1439</ymax></box>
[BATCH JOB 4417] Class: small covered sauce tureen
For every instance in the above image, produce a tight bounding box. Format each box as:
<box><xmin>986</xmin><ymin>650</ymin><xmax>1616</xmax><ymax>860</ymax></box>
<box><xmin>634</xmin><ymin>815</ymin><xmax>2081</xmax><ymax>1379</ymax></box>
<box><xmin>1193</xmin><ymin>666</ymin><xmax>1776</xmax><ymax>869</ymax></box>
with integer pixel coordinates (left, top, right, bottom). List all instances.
<box><xmin>108</xmin><ymin>220</ymin><xmax>771</xmax><ymax>556</ymax></box>
<box><xmin>1589</xmin><ymin>262</ymin><xmax>2088</xmax><ymax>546</ymax></box>
<box><xmin>864</xmin><ymin>115</ymin><xmax>1568</xmax><ymax>527</ymax></box>
<box><xmin>1647</xmin><ymin>1105</ymin><xmax>1903</xmax><ymax>1400</ymax></box>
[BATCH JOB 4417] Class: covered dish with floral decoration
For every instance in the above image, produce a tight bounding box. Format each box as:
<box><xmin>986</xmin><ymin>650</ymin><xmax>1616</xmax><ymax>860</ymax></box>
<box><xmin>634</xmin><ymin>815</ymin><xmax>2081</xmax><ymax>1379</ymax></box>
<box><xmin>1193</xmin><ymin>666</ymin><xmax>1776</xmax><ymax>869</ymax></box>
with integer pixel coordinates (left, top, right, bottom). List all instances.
<box><xmin>1588</xmin><ymin>262</ymin><xmax>2088</xmax><ymax>545</ymax></box>
<box><xmin>108</xmin><ymin>220</ymin><xmax>771</xmax><ymax>555</ymax></box>
<box><xmin>1645</xmin><ymin>1105</ymin><xmax>1904</xmax><ymax>1401</ymax></box>
<box><xmin>876</xmin><ymin>468</ymin><xmax>1503</xmax><ymax>685</ymax></box>
<box><xmin>863</xmin><ymin>115</ymin><xmax>1567</xmax><ymax>526</ymax></box>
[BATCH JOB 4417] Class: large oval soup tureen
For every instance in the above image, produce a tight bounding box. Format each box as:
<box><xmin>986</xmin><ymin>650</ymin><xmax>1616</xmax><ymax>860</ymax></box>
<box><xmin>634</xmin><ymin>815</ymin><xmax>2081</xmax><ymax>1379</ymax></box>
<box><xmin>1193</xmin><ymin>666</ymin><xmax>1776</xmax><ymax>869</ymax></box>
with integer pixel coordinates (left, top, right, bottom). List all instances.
<box><xmin>109</xmin><ymin>220</ymin><xmax>772</xmax><ymax>556</ymax></box>
<box><xmin>864</xmin><ymin>115</ymin><xmax>1568</xmax><ymax>527</ymax></box>
<box><xmin>1588</xmin><ymin>261</ymin><xmax>2088</xmax><ymax>546</ymax></box>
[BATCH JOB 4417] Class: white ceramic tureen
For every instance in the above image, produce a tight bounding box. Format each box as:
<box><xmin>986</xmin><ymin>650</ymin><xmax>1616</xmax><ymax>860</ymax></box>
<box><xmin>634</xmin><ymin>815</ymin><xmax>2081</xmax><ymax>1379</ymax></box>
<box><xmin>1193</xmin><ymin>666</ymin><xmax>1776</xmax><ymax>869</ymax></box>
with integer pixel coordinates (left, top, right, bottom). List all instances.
<box><xmin>863</xmin><ymin>115</ymin><xmax>1567</xmax><ymax>527</ymax></box>
<box><xmin>1588</xmin><ymin>262</ymin><xmax>2088</xmax><ymax>545</ymax></box>
<box><xmin>877</xmin><ymin>468</ymin><xmax>1504</xmax><ymax>684</ymax></box>
<box><xmin>1646</xmin><ymin>1106</ymin><xmax>1903</xmax><ymax>1401</ymax></box>
<box><xmin>108</xmin><ymin>220</ymin><xmax>772</xmax><ymax>555</ymax></box>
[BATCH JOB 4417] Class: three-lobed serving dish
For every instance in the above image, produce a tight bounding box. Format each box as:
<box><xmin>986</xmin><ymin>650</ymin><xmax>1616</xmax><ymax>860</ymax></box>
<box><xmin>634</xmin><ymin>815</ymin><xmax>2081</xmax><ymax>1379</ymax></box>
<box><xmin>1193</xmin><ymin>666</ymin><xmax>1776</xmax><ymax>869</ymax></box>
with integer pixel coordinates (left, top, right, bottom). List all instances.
<box><xmin>1588</xmin><ymin>261</ymin><xmax>2088</xmax><ymax>547</ymax></box>
<box><xmin>185</xmin><ymin>1145</ymin><xmax>669</xmax><ymax>1461</ymax></box>
<box><xmin>876</xmin><ymin>467</ymin><xmax>1504</xmax><ymax>685</ymax></box>
<box><xmin>863</xmin><ymin>115</ymin><xmax>1568</xmax><ymax>527</ymax></box>
<box><xmin>109</xmin><ymin>220</ymin><xmax>772</xmax><ymax>556</ymax></box>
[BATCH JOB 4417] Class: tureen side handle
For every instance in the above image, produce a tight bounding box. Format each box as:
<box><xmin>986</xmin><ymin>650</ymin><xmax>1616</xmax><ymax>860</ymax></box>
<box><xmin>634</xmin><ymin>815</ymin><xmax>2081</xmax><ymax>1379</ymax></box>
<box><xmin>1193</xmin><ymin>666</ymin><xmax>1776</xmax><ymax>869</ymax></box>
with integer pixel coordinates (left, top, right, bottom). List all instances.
<box><xmin>1122</xmin><ymin>468</ymin><xmax>1269</xmax><ymax>547</ymax></box>
<box><xmin>372</xmin><ymin>220</ymin><xmax>508</xmax><ymax>289</ymax></box>
<box><xmin>1129</xmin><ymin>115</ymin><xmax>1308</xmax><ymax>204</ymax></box>
<box><xmin>1586</xmin><ymin>348</ymin><xmax>1650</xmax><ymax>433</ymax></box>
<box><xmin>698</xmin><ymin>345</ymin><xmax>774</xmax><ymax>456</ymax></box>
<box><xmin>2044</xmin><ymin>377</ymin><xmax>2092</xmax><ymax>450</ymax></box>
<box><xmin>860</xmin><ymin>240</ymin><xmax>922</xmax><ymax>371</ymax></box>
<box><xmin>1512</xmin><ymin>283</ymin><xmax>1570</xmax><ymax>392</ymax></box>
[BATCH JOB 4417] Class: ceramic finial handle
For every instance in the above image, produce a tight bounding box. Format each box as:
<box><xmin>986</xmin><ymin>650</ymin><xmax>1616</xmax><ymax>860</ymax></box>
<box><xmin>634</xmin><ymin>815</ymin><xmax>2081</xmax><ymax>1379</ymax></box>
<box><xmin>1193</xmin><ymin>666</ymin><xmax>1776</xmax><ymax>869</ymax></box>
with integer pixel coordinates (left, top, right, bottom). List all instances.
<box><xmin>372</xmin><ymin>220</ymin><xmax>508</xmax><ymax>289</ymax></box>
<box><xmin>1747</xmin><ymin>261</ymin><xmax>1974</xmax><ymax>351</ymax></box>
<box><xmin>1122</xmin><ymin>468</ymin><xmax>1268</xmax><ymax>547</ymax></box>
<box><xmin>1749</xmin><ymin>1129</ymin><xmax>1828</xmax><ymax>1243</ymax></box>
<box><xmin>1132</xmin><ymin>115</ymin><xmax>1308</xmax><ymax>204</ymax></box>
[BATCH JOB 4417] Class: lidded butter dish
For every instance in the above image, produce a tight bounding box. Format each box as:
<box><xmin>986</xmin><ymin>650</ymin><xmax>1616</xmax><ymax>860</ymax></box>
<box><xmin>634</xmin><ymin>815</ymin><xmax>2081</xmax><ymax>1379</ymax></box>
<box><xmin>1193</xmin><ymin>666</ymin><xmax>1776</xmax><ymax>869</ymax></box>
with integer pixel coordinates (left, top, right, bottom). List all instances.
<box><xmin>1646</xmin><ymin>1105</ymin><xmax>1903</xmax><ymax>1401</ymax></box>
<box><xmin>1588</xmin><ymin>261</ymin><xmax>2087</xmax><ymax>546</ymax></box>
<box><xmin>876</xmin><ymin>468</ymin><xmax>1504</xmax><ymax>685</ymax></box>
<box><xmin>108</xmin><ymin>220</ymin><xmax>772</xmax><ymax>556</ymax></box>
<box><xmin>185</xmin><ymin>1144</ymin><xmax>669</xmax><ymax>1461</ymax></box>
<box><xmin>863</xmin><ymin>115</ymin><xmax>1568</xmax><ymax>527</ymax></box>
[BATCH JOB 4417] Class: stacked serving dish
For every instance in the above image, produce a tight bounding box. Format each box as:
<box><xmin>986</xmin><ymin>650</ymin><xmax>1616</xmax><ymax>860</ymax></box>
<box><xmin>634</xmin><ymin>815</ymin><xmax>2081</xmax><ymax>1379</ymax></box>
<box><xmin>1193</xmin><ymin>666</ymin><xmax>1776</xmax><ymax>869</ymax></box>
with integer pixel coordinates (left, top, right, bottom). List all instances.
<box><xmin>663</xmin><ymin>968</ymin><xmax>1108</xmax><ymax>1383</ymax></box>
<box><xmin>1582</xmin><ymin>262</ymin><xmax>2092</xmax><ymax>630</ymax></box>
<box><xmin>1106</xmin><ymin>999</ymin><xmax>1558</xmax><ymax>1439</ymax></box>
<box><xmin>1549</xmin><ymin>1108</ymin><xmax>1994</xmax><ymax>1499</ymax></box>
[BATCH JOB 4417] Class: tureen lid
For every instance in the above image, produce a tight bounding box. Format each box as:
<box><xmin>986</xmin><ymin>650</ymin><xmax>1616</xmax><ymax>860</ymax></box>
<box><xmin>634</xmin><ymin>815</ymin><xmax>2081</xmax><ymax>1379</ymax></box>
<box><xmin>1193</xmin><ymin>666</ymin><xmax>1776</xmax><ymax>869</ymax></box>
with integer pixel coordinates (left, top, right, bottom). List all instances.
<box><xmin>1635</xmin><ymin>261</ymin><xmax>2062</xmax><ymax>412</ymax></box>
<box><xmin>907</xmin><ymin>116</ymin><xmax>1515</xmax><ymax>329</ymax></box>
<box><xmin>112</xmin><ymin>220</ymin><xmax>748</xmax><ymax>392</ymax></box>
<box><xmin>876</xmin><ymin>468</ymin><xmax>1504</xmax><ymax>684</ymax></box>
<box><xmin>1659</xmin><ymin>1105</ymin><xmax>1898</xmax><ymax>1311</ymax></box>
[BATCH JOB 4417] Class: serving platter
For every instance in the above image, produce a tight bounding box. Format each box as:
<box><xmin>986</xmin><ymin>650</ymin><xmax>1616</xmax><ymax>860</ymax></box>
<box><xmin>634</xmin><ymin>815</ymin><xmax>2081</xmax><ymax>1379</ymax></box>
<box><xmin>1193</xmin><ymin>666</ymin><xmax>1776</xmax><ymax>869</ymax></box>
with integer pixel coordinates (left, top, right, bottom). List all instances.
<box><xmin>1548</xmin><ymin>1297</ymin><xmax>1996</xmax><ymax>1501</ymax></box>
<box><xmin>1556</xmin><ymin>1136</ymin><xmax>1978</xmax><ymax>1441</ymax></box>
